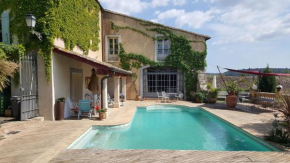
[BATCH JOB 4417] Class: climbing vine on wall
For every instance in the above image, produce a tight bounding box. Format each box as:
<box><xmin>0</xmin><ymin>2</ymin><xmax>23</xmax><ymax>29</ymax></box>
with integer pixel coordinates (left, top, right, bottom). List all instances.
<box><xmin>113</xmin><ymin>22</ymin><xmax>207</xmax><ymax>99</ymax></box>
<box><xmin>0</xmin><ymin>0</ymin><xmax>100</xmax><ymax>82</ymax></box>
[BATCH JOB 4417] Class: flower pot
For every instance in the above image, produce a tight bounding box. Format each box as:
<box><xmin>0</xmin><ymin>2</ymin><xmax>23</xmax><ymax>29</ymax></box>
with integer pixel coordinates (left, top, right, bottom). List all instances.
<box><xmin>209</xmin><ymin>97</ymin><xmax>217</xmax><ymax>104</ymax></box>
<box><xmin>99</xmin><ymin>112</ymin><xmax>106</xmax><ymax>120</ymax></box>
<box><xmin>58</xmin><ymin>102</ymin><xmax>64</xmax><ymax>120</ymax></box>
<box><xmin>135</xmin><ymin>95</ymin><xmax>141</xmax><ymax>101</ymax></box>
<box><xmin>196</xmin><ymin>97</ymin><xmax>202</xmax><ymax>103</ymax></box>
<box><xmin>226</xmin><ymin>95</ymin><xmax>238</xmax><ymax>109</ymax></box>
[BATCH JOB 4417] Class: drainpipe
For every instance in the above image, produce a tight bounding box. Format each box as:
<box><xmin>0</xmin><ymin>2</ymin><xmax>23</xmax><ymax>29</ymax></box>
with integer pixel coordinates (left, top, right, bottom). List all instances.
<box><xmin>100</xmin><ymin>71</ymin><xmax>115</xmax><ymax>108</ymax></box>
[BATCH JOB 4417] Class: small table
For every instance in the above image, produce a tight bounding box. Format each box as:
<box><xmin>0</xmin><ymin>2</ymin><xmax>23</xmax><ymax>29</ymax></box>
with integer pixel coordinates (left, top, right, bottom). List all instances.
<box><xmin>167</xmin><ymin>93</ymin><xmax>178</xmax><ymax>101</ymax></box>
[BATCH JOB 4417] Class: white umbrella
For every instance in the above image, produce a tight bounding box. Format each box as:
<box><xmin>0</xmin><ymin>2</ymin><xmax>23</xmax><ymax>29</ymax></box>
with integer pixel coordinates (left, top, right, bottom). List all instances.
<box><xmin>212</xmin><ymin>75</ymin><xmax>217</xmax><ymax>89</ymax></box>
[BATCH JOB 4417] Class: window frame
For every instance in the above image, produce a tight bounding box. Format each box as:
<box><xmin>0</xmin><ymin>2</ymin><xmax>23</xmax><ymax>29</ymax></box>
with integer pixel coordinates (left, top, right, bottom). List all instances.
<box><xmin>155</xmin><ymin>34</ymin><xmax>170</xmax><ymax>62</ymax></box>
<box><xmin>105</xmin><ymin>35</ymin><xmax>121</xmax><ymax>62</ymax></box>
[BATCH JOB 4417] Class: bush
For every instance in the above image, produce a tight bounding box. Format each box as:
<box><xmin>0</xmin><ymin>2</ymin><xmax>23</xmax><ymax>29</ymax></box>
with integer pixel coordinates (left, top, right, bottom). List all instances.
<box><xmin>259</xmin><ymin>65</ymin><xmax>277</xmax><ymax>93</ymax></box>
<box><xmin>195</xmin><ymin>91</ymin><xmax>208</xmax><ymax>103</ymax></box>
<box><xmin>264</xmin><ymin>121</ymin><xmax>290</xmax><ymax>146</ymax></box>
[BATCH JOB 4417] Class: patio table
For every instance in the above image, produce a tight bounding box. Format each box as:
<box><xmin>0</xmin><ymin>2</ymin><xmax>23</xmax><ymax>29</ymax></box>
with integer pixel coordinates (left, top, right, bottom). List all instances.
<box><xmin>166</xmin><ymin>93</ymin><xmax>178</xmax><ymax>101</ymax></box>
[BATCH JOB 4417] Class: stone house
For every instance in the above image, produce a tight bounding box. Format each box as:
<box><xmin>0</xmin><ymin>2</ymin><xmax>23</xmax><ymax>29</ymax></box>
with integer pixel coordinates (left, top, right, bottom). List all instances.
<box><xmin>0</xmin><ymin>0</ymin><xmax>210</xmax><ymax>120</ymax></box>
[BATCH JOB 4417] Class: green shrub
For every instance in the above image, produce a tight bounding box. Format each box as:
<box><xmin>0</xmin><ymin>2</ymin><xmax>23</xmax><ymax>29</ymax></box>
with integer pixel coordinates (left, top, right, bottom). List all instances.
<box><xmin>259</xmin><ymin>65</ymin><xmax>277</xmax><ymax>93</ymax></box>
<box><xmin>264</xmin><ymin>121</ymin><xmax>290</xmax><ymax>146</ymax></box>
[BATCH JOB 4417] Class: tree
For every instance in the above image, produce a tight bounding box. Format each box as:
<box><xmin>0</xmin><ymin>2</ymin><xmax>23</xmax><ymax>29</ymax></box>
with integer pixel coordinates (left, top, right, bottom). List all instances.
<box><xmin>259</xmin><ymin>65</ymin><xmax>277</xmax><ymax>93</ymax></box>
<box><xmin>0</xmin><ymin>43</ymin><xmax>23</xmax><ymax>91</ymax></box>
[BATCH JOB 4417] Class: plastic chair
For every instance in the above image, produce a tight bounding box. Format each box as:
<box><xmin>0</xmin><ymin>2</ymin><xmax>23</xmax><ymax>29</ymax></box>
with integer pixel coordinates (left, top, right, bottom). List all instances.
<box><xmin>157</xmin><ymin>92</ymin><xmax>163</xmax><ymax>101</ymax></box>
<box><xmin>161</xmin><ymin>91</ymin><xmax>169</xmax><ymax>103</ymax></box>
<box><xmin>108</xmin><ymin>94</ymin><xmax>114</xmax><ymax>105</ymax></box>
<box><xmin>78</xmin><ymin>100</ymin><xmax>92</xmax><ymax>119</ymax></box>
<box><xmin>175</xmin><ymin>91</ymin><xmax>183</xmax><ymax>101</ymax></box>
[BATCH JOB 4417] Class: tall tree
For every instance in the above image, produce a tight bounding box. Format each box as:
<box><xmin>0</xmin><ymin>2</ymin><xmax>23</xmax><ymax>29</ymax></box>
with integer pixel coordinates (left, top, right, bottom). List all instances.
<box><xmin>0</xmin><ymin>43</ymin><xmax>23</xmax><ymax>91</ymax></box>
<box><xmin>259</xmin><ymin>65</ymin><xmax>277</xmax><ymax>93</ymax></box>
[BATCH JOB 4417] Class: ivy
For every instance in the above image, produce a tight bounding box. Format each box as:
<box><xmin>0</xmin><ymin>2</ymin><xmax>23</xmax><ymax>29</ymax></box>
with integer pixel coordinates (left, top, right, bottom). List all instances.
<box><xmin>0</xmin><ymin>0</ymin><xmax>100</xmax><ymax>82</ymax></box>
<box><xmin>114</xmin><ymin>23</ymin><xmax>207</xmax><ymax>99</ymax></box>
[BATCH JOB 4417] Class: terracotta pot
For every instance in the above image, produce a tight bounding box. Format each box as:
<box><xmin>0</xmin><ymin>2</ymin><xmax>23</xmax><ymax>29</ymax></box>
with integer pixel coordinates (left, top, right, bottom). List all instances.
<box><xmin>135</xmin><ymin>95</ymin><xmax>141</xmax><ymax>101</ymax></box>
<box><xmin>226</xmin><ymin>95</ymin><xmax>238</xmax><ymax>109</ymax></box>
<box><xmin>209</xmin><ymin>97</ymin><xmax>217</xmax><ymax>104</ymax></box>
<box><xmin>99</xmin><ymin>112</ymin><xmax>106</xmax><ymax>120</ymax></box>
<box><xmin>58</xmin><ymin>102</ymin><xmax>64</xmax><ymax>120</ymax></box>
<box><xmin>196</xmin><ymin>97</ymin><xmax>202</xmax><ymax>103</ymax></box>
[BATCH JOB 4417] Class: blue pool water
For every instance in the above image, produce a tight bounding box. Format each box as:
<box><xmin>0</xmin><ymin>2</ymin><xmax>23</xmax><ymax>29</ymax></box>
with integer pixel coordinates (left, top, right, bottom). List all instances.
<box><xmin>68</xmin><ymin>105</ymin><xmax>279</xmax><ymax>151</ymax></box>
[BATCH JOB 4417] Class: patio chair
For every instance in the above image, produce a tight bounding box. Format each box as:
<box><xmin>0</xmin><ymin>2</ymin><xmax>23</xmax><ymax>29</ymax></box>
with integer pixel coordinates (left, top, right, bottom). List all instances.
<box><xmin>78</xmin><ymin>100</ymin><xmax>92</xmax><ymax>119</ymax></box>
<box><xmin>108</xmin><ymin>94</ymin><xmax>114</xmax><ymax>105</ymax></box>
<box><xmin>66</xmin><ymin>98</ymin><xmax>79</xmax><ymax>117</ymax></box>
<box><xmin>175</xmin><ymin>91</ymin><xmax>184</xmax><ymax>101</ymax></box>
<box><xmin>157</xmin><ymin>92</ymin><xmax>163</xmax><ymax>101</ymax></box>
<box><xmin>161</xmin><ymin>91</ymin><xmax>169</xmax><ymax>103</ymax></box>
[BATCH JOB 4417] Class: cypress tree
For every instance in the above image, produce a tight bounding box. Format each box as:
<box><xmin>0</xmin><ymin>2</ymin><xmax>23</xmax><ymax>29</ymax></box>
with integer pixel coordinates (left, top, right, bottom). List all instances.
<box><xmin>259</xmin><ymin>65</ymin><xmax>277</xmax><ymax>93</ymax></box>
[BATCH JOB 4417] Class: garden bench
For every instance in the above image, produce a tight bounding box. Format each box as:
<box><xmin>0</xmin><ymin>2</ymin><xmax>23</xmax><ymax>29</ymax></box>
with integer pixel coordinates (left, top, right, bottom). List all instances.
<box><xmin>217</xmin><ymin>91</ymin><xmax>228</xmax><ymax>101</ymax></box>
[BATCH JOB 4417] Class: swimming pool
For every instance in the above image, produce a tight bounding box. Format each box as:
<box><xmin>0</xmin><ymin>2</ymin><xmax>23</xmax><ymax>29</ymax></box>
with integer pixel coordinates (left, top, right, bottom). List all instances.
<box><xmin>68</xmin><ymin>105</ymin><xmax>279</xmax><ymax>151</ymax></box>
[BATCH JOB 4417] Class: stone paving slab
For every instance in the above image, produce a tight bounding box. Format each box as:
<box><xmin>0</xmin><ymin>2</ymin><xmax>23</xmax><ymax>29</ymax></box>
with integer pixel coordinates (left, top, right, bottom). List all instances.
<box><xmin>0</xmin><ymin>100</ymin><xmax>289</xmax><ymax>162</ymax></box>
<box><xmin>50</xmin><ymin>149</ymin><xmax>290</xmax><ymax>163</ymax></box>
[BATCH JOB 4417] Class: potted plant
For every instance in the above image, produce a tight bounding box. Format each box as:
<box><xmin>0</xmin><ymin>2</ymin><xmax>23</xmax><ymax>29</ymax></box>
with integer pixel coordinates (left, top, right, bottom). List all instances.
<box><xmin>195</xmin><ymin>92</ymin><xmax>205</xmax><ymax>103</ymax></box>
<box><xmin>98</xmin><ymin>108</ymin><xmax>107</xmax><ymax>120</ymax></box>
<box><xmin>208</xmin><ymin>88</ymin><xmax>220</xmax><ymax>104</ymax></box>
<box><xmin>207</xmin><ymin>83</ymin><xmax>220</xmax><ymax>104</ymax></box>
<box><xmin>56</xmin><ymin>97</ymin><xmax>65</xmax><ymax>120</ymax></box>
<box><xmin>225</xmin><ymin>81</ymin><xmax>240</xmax><ymax>109</ymax></box>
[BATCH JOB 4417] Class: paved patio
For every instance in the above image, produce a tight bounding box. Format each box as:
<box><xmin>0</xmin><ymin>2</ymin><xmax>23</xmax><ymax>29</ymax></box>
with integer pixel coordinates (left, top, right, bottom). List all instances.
<box><xmin>0</xmin><ymin>100</ymin><xmax>289</xmax><ymax>163</ymax></box>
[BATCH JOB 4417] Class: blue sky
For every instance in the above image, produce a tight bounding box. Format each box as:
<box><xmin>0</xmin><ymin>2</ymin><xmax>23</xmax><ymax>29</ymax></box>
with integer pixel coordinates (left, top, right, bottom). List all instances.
<box><xmin>99</xmin><ymin>0</ymin><xmax>290</xmax><ymax>73</ymax></box>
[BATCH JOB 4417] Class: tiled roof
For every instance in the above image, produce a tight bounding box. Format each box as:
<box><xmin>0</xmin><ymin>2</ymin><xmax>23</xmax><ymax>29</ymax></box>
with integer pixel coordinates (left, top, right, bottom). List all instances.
<box><xmin>53</xmin><ymin>46</ymin><xmax>132</xmax><ymax>75</ymax></box>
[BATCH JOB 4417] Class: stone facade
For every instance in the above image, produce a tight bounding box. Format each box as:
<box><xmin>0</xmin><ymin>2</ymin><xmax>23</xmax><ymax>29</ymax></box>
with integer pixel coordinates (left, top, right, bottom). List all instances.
<box><xmin>102</xmin><ymin>10</ymin><xmax>210</xmax><ymax>99</ymax></box>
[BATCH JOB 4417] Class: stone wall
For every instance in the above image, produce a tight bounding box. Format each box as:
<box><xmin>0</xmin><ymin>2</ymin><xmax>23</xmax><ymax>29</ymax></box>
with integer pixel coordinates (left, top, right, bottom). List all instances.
<box><xmin>102</xmin><ymin>11</ymin><xmax>208</xmax><ymax>100</ymax></box>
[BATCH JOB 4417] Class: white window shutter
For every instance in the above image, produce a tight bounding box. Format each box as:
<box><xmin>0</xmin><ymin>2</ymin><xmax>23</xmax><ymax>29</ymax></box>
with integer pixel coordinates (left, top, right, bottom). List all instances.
<box><xmin>1</xmin><ymin>11</ymin><xmax>10</xmax><ymax>44</ymax></box>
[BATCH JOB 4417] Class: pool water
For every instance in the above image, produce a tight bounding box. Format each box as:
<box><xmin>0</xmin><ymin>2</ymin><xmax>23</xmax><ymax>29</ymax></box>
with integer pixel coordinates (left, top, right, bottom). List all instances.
<box><xmin>68</xmin><ymin>105</ymin><xmax>279</xmax><ymax>151</ymax></box>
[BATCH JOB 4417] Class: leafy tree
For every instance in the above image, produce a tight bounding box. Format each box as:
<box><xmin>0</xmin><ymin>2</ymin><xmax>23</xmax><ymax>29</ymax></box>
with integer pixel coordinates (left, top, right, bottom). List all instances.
<box><xmin>0</xmin><ymin>43</ymin><xmax>22</xmax><ymax>91</ymax></box>
<box><xmin>259</xmin><ymin>65</ymin><xmax>277</xmax><ymax>93</ymax></box>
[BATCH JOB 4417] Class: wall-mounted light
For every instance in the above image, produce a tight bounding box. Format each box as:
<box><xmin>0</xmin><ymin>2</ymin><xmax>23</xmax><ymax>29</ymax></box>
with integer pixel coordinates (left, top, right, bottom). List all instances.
<box><xmin>25</xmin><ymin>12</ymin><xmax>42</xmax><ymax>41</ymax></box>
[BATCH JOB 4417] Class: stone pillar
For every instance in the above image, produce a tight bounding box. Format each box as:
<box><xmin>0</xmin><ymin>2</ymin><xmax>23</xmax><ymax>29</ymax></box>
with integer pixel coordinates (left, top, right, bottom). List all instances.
<box><xmin>121</xmin><ymin>77</ymin><xmax>127</xmax><ymax>101</ymax></box>
<box><xmin>38</xmin><ymin>55</ymin><xmax>55</xmax><ymax>121</ymax></box>
<box><xmin>102</xmin><ymin>78</ymin><xmax>108</xmax><ymax>109</ymax></box>
<box><xmin>114</xmin><ymin>76</ymin><xmax>120</xmax><ymax>108</ymax></box>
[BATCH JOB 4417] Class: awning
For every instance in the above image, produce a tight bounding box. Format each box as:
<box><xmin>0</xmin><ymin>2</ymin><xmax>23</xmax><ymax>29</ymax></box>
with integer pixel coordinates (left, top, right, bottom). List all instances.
<box><xmin>53</xmin><ymin>46</ymin><xmax>132</xmax><ymax>76</ymax></box>
<box><xmin>225</xmin><ymin>68</ymin><xmax>290</xmax><ymax>76</ymax></box>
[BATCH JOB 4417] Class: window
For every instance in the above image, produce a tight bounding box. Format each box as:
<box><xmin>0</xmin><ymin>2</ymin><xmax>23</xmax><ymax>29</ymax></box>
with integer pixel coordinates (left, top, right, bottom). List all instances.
<box><xmin>156</xmin><ymin>35</ymin><xmax>170</xmax><ymax>61</ymax></box>
<box><xmin>109</xmin><ymin>38</ymin><xmax>119</xmax><ymax>55</ymax></box>
<box><xmin>143</xmin><ymin>67</ymin><xmax>184</xmax><ymax>98</ymax></box>
<box><xmin>106</xmin><ymin>35</ymin><xmax>121</xmax><ymax>62</ymax></box>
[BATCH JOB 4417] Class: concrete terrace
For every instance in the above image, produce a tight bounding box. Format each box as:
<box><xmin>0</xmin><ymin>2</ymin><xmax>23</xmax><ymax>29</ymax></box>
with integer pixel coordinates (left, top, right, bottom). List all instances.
<box><xmin>0</xmin><ymin>100</ymin><xmax>289</xmax><ymax>163</ymax></box>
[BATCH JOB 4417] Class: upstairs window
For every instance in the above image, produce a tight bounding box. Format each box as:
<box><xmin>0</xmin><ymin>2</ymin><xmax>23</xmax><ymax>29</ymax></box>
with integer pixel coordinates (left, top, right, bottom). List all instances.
<box><xmin>106</xmin><ymin>35</ymin><xmax>121</xmax><ymax>62</ymax></box>
<box><xmin>109</xmin><ymin>37</ymin><xmax>119</xmax><ymax>55</ymax></box>
<box><xmin>156</xmin><ymin>35</ymin><xmax>170</xmax><ymax>61</ymax></box>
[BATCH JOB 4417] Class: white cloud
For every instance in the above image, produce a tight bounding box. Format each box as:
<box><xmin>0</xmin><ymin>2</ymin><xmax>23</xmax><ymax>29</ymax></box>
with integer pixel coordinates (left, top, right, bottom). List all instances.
<box><xmin>99</xmin><ymin>0</ymin><xmax>149</xmax><ymax>15</ymax></box>
<box><xmin>156</xmin><ymin>8</ymin><xmax>219</xmax><ymax>29</ymax></box>
<box><xmin>172</xmin><ymin>0</ymin><xmax>187</xmax><ymax>6</ymax></box>
<box><xmin>151</xmin><ymin>0</ymin><xmax>170</xmax><ymax>7</ymax></box>
<box><xmin>206</xmin><ymin>0</ymin><xmax>290</xmax><ymax>44</ymax></box>
<box><xmin>157</xmin><ymin>9</ymin><xmax>185</xmax><ymax>20</ymax></box>
<box><xmin>150</xmin><ymin>19</ymin><xmax>158</xmax><ymax>23</ymax></box>
<box><xmin>154</xmin><ymin>10</ymin><xmax>161</xmax><ymax>15</ymax></box>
